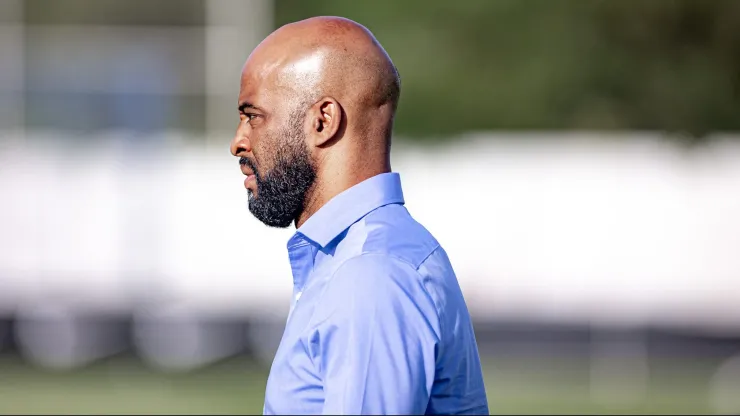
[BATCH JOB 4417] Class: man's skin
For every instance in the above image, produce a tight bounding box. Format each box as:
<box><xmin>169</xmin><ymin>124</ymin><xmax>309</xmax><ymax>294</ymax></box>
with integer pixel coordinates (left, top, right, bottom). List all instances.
<box><xmin>230</xmin><ymin>16</ymin><xmax>400</xmax><ymax>227</ymax></box>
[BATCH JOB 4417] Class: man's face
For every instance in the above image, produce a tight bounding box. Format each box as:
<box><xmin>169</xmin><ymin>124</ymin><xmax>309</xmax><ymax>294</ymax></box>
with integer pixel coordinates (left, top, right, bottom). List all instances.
<box><xmin>231</xmin><ymin>66</ymin><xmax>317</xmax><ymax>228</ymax></box>
<box><xmin>239</xmin><ymin>109</ymin><xmax>316</xmax><ymax>228</ymax></box>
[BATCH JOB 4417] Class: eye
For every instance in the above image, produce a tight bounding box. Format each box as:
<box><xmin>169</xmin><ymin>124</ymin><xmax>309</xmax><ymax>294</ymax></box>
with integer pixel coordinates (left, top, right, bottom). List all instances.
<box><xmin>239</xmin><ymin>110</ymin><xmax>263</xmax><ymax>127</ymax></box>
<box><xmin>242</xmin><ymin>113</ymin><xmax>259</xmax><ymax>122</ymax></box>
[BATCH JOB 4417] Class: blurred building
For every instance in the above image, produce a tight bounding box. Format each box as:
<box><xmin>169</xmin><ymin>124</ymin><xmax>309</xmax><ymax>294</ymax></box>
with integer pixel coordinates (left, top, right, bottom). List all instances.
<box><xmin>0</xmin><ymin>0</ymin><xmax>272</xmax><ymax>138</ymax></box>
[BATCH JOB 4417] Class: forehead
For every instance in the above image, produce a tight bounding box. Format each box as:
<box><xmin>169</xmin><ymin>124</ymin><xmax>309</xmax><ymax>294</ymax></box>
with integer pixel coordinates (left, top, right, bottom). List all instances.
<box><xmin>238</xmin><ymin>46</ymin><xmax>325</xmax><ymax>110</ymax></box>
<box><xmin>238</xmin><ymin>57</ymin><xmax>277</xmax><ymax>110</ymax></box>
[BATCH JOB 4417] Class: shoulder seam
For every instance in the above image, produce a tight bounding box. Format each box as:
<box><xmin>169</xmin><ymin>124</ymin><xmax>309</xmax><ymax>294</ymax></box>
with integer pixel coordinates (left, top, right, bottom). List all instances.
<box><xmin>334</xmin><ymin>250</ymin><xmax>445</xmax><ymax>344</ymax></box>
<box><xmin>359</xmin><ymin>242</ymin><xmax>441</xmax><ymax>271</ymax></box>
<box><xmin>324</xmin><ymin>249</ymin><xmax>443</xmax><ymax>313</ymax></box>
<box><xmin>413</xmin><ymin>242</ymin><xmax>442</xmax><ymax>271</ymax></box>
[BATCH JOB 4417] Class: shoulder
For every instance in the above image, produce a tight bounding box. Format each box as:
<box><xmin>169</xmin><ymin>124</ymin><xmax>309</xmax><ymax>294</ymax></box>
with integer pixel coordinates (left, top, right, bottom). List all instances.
<box><xmin>329</xmin><ymin>253</ymin><xmax>421</xmax><ymax>296</ymax></box>
<box><xmin>349</xmin><ymin>204</ymin><xmax>441</xmax><ymax>269</ymax></box>
<box><xmin>313</xmin><ymin>253</ymin><xmax>440</xmax><ymax>326</ymax></box>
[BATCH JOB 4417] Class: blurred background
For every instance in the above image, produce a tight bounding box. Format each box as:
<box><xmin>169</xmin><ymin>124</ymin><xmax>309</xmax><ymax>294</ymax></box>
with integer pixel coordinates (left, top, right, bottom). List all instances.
<box><xmin>1</xmin><ymin>0</ymin><xmax>740</xmax><ymax>414</ymax></box>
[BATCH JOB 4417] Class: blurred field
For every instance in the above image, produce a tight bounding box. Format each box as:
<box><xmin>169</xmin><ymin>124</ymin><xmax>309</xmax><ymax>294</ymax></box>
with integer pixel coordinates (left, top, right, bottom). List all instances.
<box><xmin>0</xmin><ymin>352</ymin><xmax>720</xmax><ymax>415</ymax></box>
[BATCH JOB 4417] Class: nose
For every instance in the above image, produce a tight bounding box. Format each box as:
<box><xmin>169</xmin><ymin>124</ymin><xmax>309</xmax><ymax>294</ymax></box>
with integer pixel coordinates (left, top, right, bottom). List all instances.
<box><xmin>230</xmin><ymin>122</ymin><xmax>252</xmax><ymax>157</ymax></box>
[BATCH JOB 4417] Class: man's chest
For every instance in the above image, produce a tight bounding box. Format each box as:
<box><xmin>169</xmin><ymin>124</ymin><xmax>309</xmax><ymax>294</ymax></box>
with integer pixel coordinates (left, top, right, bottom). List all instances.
<box><xmin>263</xmin><ymin>286</ymin><xmax>325</xmax><ymax>414</ymax></box>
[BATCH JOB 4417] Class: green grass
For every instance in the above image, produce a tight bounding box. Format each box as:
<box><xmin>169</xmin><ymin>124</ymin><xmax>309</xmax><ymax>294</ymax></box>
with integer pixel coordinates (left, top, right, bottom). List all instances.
<box><xmin>0</xmin><ymin>355</ymin><xmax>266</xmax><ymax>415</ymax></box>
<box><xmin>0</xmin><ymin>354</ymin><xmax>718</xmax><ymax>414</ymax></box>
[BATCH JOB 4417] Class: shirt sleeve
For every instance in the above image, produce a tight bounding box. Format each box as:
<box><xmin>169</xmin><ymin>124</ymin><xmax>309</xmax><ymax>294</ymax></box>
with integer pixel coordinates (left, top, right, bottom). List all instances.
<box><xmin>310</xmin><ymin>253</ymin><xmax>441</xmax><ymax>415</ymax></box>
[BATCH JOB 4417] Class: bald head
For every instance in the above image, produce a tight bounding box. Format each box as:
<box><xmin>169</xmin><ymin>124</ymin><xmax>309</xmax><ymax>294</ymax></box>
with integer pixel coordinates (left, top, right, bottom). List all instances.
<box><xmin>231</xmin><ymin>16</ymin><xmax>401</xmax><ymax>228</ymax></box>
<box><xmin>242</xmin><ymin>17</ymin><xmax>400</xmax><ymax>139</ymax></box>
<box><xmin>275</xmin><ymin>17</ymin><xmax>399</xmax><ymax>106</ymax></box>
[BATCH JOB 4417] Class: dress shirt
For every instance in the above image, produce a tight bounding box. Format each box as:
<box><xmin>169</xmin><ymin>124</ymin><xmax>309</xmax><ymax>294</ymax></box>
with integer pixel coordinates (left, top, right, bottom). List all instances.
<box><xmin>263</xmin><ymin>172</ymin><xmax>489</xmax><ymax>415</ymax></box>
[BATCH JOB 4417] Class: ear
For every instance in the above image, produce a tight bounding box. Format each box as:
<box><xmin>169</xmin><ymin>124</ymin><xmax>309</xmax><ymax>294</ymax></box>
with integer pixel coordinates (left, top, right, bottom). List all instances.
<box><xmin>308</xmin><ymin>97</ymin><xmax>342</xmax><ymax>147</ymax></box>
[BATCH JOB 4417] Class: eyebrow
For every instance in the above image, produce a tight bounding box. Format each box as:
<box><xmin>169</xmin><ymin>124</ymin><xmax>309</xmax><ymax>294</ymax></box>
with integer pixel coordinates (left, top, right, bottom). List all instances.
<box><xmin>238</xmin><ymin>102</ymin><xmax>263</xmax><ymax>114</ymax></box>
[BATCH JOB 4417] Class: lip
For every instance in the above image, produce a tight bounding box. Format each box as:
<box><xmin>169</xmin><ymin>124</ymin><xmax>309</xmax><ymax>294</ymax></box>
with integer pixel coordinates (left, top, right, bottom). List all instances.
<box><xmin>240</xmin><ymin>165</ymin><xmax>254</xmax><ymax>177</ymax></box>
<box><xmin>244</xmin><ymin>174</ymin><xmax>256</xmax><ymax>189</ymax></box>
<box><xmin>240</xmin><ymin>163</ymin><xmax>256</xmax><ymax>189</ymax></box>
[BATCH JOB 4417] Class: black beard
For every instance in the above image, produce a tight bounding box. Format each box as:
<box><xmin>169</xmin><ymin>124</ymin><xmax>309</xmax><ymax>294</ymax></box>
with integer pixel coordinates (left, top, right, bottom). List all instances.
<box><xmin>240</xmin><ymin>132</ymin><xmax>316</xmax><ymax>228</ymax></box>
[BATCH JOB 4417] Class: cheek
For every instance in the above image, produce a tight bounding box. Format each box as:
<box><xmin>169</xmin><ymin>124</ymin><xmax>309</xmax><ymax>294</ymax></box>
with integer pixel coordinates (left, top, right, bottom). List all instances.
<box><xmin>251</xmin><ymin>132</ymin><xmax>277</xmax><ymax>173</ymax></box>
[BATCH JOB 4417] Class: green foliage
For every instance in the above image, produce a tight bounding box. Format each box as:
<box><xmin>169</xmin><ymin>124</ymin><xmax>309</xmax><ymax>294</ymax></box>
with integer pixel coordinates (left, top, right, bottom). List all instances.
<box><xmin>275</xmin><ymin>0</ymin><xmax>740</xmax><ymax>142</ymax></box>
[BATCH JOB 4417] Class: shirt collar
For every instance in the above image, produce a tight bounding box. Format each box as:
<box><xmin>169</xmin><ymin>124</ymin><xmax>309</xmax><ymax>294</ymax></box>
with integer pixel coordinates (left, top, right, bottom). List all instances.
<box><xmin>296</xmin><ymin>172</ymin><xmax>405</xmax><ymax>248</ymax></box>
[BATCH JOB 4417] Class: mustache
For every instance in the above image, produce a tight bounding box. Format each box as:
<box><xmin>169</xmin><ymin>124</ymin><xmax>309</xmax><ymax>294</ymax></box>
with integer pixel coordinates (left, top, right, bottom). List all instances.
<box><xmin>239</xmin><ymin>156</ymin><xmax>258</xmax><ymax>173</ymax></box>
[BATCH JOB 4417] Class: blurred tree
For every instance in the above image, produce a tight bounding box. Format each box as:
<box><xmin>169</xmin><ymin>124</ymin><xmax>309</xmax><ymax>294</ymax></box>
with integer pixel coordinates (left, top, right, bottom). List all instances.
<box><xmin>276</xmin><ymin>0</ymin><xmax>740</xmax><ymax>142</ymax></box>
<box><xmin>589</xmin><ymin>0</ymin><xmax>740</xmax><ymax>141</ymax></box>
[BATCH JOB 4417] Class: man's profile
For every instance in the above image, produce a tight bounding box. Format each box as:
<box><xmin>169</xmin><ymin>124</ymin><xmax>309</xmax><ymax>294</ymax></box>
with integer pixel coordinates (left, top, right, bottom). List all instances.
<box><xmin>230</xmin><ymin>15</ymin><xmax>489</xmax><ymax>415</ymax></box>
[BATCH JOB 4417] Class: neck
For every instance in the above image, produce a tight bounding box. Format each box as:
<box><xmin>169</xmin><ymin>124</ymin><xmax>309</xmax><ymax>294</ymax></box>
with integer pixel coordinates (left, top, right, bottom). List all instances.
<box><xmin>295</xmin><ymin>161</ymin><xmax>391</xmax><ymax>229</ymax></box>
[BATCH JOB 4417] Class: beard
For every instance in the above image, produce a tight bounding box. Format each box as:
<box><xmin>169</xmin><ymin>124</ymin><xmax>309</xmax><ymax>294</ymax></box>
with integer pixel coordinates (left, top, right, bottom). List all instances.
<box><xmin>239</xmin><ymin>114</ymin><xmax>317</xmax><ymax>228</ymax></box>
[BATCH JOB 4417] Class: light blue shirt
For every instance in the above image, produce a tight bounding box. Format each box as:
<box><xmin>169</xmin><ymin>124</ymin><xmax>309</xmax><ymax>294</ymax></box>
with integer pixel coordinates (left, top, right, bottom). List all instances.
<box><xmin>263</xmin><ymin>172</ymin><xmax>489</xmax><ymax>415</ymax></box>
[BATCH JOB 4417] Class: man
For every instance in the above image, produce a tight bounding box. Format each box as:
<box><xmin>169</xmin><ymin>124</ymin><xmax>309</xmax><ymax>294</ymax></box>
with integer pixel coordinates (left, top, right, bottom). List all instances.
<box><xmin>230</xmin><ymin>16</ymin><xmax>489</xmax><ymax>415</ymax></box>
